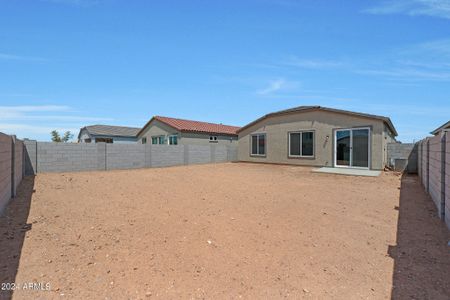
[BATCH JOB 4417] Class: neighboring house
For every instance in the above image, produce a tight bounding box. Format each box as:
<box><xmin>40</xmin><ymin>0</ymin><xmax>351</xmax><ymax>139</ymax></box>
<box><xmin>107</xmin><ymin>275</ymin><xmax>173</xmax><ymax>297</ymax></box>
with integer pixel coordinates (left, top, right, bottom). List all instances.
<box><xmin>137</xmin><ymin>116</ymin><xmax>240</xmax><ymax>145</ymax></box>
<box><xmin>431</xmin><ymin>121</ymin><xmax>450</xmax><ymax>135</ymax></box>
<box><xmin>78</xmin><ymin>125</ymin><xmax>140</xmax><ymax>143</ymax></box>
<box><xmin>237</xmin><ymin>106</ymin><xmax>397</xmax><ymax>170</ymax></box>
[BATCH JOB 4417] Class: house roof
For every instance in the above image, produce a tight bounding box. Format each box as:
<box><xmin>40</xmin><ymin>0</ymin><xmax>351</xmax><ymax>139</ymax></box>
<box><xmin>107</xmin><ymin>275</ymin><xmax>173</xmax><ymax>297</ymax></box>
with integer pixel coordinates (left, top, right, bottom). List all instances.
<box><xmin>137</xmin><ymin>116</ymin><xmax>240</xmax><ymax>137</ymax></box>
<box><xmin>237</xmin><ymin>105</ymin><xmax>398</xmax><ymax>136</ymax></box>
<box><xmin>431</xmin><ymin>120</ymin><xmax>450</xmax><ymax>135</ymax></box>
<box><xmin>78</xmin><ymin>125</ymin><xmax>140</xmax><ymax>139</ymax></box>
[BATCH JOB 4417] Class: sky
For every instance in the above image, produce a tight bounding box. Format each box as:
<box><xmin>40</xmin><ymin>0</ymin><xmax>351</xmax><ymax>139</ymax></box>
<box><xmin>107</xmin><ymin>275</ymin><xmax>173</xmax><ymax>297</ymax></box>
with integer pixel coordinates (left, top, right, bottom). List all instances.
<box><xmin>0</xmin><ymin>0</ymin><xmax>449</xmax><ymax>142</ymax></box>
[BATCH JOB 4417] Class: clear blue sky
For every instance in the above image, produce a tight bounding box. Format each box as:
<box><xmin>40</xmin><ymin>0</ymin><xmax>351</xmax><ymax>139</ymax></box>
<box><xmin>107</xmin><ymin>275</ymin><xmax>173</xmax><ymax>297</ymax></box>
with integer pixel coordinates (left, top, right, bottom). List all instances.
<box><xmin>0</xmin><ymin>0</ymin><xmax>449</xmax><ymax>142</ymax></box>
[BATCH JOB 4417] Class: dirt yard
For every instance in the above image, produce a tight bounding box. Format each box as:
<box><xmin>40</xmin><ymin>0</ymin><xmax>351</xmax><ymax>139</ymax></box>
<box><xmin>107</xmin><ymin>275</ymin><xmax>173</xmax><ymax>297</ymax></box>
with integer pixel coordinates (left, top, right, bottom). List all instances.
<box><xmin>1</xmin><ymin>163</ymin><xmax>449</xmax><ymax>299</ymax></box>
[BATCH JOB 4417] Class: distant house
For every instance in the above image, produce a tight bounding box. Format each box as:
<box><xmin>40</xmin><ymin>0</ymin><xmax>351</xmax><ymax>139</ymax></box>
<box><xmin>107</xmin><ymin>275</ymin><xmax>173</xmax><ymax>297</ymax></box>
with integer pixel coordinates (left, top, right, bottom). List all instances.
<box><xmin>137</xmin><ymin>116</ymin><xmax>240</xmax><ymax>145</ymax></box>
<box><xmin>237</xmin><ymin>106</ymin><xmax>397</xmax><ymax>170</ymax></box>
<box><xmin>78</xmin><ymin>125</ymin><xmax>140</xmax><ymax>143</ymax></box>
<box><xmin>431</xmin><ymin>121</ymin><xmax>450</xmax><ymax>135</ymax></box>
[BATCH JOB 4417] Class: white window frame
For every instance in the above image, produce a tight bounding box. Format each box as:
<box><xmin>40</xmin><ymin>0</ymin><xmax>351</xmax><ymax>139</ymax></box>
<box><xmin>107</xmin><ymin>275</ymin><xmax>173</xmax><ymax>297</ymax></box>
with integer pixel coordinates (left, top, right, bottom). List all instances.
<box><xmin>250</xmin><ymin>133</ymin><xmax>266</xmax><ymax>157</ymax></box>
<box><xmin>288</xmin><ymin>131</ymin><xmax>315</xmax><ymax>158</ymax></box>
<box><xmin>334</xmin><ymin>127</ymin><xmax>371</xmax><ymax>169</ymax></box>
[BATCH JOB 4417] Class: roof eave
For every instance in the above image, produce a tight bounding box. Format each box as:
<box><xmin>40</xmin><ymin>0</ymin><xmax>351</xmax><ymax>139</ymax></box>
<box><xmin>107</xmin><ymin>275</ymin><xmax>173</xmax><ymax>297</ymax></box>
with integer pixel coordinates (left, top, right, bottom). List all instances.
<box><xmin>237</xmin><ymin>106</ymin><xmax>398</xmax><ymax>136</ymax></box>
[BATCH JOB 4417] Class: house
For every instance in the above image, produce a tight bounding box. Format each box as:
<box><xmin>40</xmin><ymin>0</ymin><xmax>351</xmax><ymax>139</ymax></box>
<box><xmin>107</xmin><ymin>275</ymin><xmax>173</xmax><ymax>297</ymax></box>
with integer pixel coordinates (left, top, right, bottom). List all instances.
<box><xmin>237</xmin><ymin>106</ymin><xmax>397</xmax><ymax>170</ymax></box>
<box><xmin>137</xmin><ymin>116</ymin><xmax>240</xmax><ymax>145</ymax></box>
<box><xmin>78</xmin><ymin>125</ymin><xmax>140</xmax><ymax>143</ymax></box>
<box><xmin>431</xmin><ymin>121</ymin><xmax>450</xmax><ymax>135</ymax></box>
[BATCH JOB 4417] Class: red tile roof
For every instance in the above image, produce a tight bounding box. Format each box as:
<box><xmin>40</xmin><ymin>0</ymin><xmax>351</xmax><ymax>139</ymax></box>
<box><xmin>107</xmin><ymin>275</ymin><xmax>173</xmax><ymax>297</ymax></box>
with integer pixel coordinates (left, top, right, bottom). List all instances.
<box><xmin>152</xmin><ymin>116</ymin><xmax>240</xmax><ymax>136</ymax></box>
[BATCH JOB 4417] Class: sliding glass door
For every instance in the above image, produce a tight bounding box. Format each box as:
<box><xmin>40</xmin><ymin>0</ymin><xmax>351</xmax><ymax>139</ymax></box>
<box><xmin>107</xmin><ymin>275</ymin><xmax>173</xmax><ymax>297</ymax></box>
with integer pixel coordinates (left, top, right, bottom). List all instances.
<box><xmin>335</xmin><ymin>128</ymin><xmax>370</xmax><ymax>168</ymax></box>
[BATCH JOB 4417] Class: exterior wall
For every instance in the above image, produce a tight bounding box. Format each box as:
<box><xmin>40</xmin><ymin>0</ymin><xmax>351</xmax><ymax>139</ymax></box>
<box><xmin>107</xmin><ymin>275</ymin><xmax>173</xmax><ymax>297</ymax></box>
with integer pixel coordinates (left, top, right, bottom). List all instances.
<box><xmin>387</xmin><ymin>143</ymin><xmax>417</xmax><ymax>173</ymax></box>
<box><xmin>24</xmin><ymin>140</ymin><xmax>37</xmax><ymax>175</ymax></box>
<box><xmin>383</xmin><ymin>124</ymin><xmax>397</xmax><ymax>167</ymax></box>
<box><xmin>13</xmin><ymin>139</ymin><xmax>23</xmax><ymax>196</ymax></box>
<box><xmin>23</xmin><ymin>141</ymin><xmax>238</xmax><ymax>173</ymax></box>
<box><xmin>238</xmin><ymin>110</ymin><xmax>387</xmax><ymax>170</ymax></box>
<box><xmin>428</xmin><ymin>135</ymin><xmax>444</xmax><ymax>218</ymax></box>
<box><xmin>0</xmin><ymin>133</ymin><xmax>25</xmax><ymax>214</ymax></box>
<box><xmin>79</xmin><ymin>129</ymin><xmax>138</xmax><ymax>144</ymax></box>
<box><xmin>416</xmin><ymin>132</ymin><xmax>449</xmax><ymax>230</ymax></box>
<box><xmin>139</xmin><ymin>119</ymin><xmax>179</xmax><ymax>143</ymax></box>
<box><xmin>445</xmin><ymin>132</ymin><xmax>450</xmax><ymax>229</ymax></box>
<box><xmin>180</xmin><ymin>132</ymin><xmax>237</xmax><ymax>145</ymax></box>
<box><xmin>138</xmin><ymin>119</ymin><xmax>238</xmax><ymax>145</ymax></box>
<box><xmin>96</xmin><ymin>136</ymin><xmax>138</xmax><ymax>144</ymax></box>
<box><xmin>78</xmin><ymin>129</ymin><xmax>91</xmax><ymax>143</ymax></box>
<box><xmin>106</xmin><ymin>144</ymin><xmax>145</xmax><ymax>170</ymax></box>
<box><xmin>36</xmin><ymin>142</ymin><xmax>100</xmax><ymax>172</ymax></box>
<box><xmin>0</xmin><ymin>133</ymin><xmax>12</xmax><ymax>213</ymax></box>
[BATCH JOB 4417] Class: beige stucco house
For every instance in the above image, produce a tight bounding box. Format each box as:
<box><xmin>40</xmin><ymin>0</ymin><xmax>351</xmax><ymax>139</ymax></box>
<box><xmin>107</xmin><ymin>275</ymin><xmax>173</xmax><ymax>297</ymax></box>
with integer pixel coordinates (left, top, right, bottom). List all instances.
<box><xmin>137</xmin><ymin>116</ymin><xmax>240</xmax><ymax>145</ymax></box>
<box><xmin>237</xmin><ymin>106</ymin><xmax>397</xmax><ymax>170</ymax></box>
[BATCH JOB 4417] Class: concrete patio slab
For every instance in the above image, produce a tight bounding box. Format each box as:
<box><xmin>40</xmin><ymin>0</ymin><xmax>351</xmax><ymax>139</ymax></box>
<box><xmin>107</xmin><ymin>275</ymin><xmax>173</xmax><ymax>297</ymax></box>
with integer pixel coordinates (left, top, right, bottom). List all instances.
<box><xmin>312</xmin><ymin>167</ymin><xmax>381</xmax><ymax>177</ymax></box>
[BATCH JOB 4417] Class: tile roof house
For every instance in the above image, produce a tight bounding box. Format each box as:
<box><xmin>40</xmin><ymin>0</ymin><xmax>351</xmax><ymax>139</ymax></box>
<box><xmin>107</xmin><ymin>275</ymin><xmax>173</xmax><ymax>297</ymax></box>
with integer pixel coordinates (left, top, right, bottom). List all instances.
<box><xmin>237</xmin><ymin>105</ymin><xmax>397</xmax><ymax>170</ymax></box>
<box><xmin>137</xmin><ymin>116</ymin><xmax>240</xmax><ymax>145</ymax></box>
<box><xmin>78</xmin><ymin>125</ymin><xmax>140</xmax><ymax>143</ymax></box>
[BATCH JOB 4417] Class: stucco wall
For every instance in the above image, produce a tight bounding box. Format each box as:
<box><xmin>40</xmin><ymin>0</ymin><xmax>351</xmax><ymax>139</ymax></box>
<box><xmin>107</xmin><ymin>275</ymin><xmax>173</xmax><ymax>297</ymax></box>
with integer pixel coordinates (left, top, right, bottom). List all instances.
<box><xmin>238</xmin><ymin>110</ymin><xmax>388</xmax><ymax>170</ymax></box>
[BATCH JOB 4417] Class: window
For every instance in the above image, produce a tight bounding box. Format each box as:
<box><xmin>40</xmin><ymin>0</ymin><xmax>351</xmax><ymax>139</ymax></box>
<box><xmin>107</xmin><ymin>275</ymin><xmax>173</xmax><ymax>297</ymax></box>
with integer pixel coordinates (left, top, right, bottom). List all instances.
<box><xmin>169</xmin><ymin>135</ymin><xmax>178</xmax><ymax>145</ymax></box>
<box><xmin>95</xmin><ymin>138</ymin><xmax>113</xmax><ymax>143</ymax></box>
<box><xmin>142</xmin><ymin>137</ymin><xmax>147</xmax><ymax>144</ymax></box>
<box><xmin>209</xmin><ymin>136</ymin><xmax>218</xmax><ymax>143</ymax></box>
<box><xmin>289</xmin><ymin>131</ymin><xmax>314</xmax><ymax>157</ymax></box>
<box><xmin>84</xmin><ymin>138</ymin><xmax>91</xmax><ymax>143</ymax></box>
<box><xmin>152</xmin><ymin>136</ymin><xmax>165</xmax><ymax>144</ymax></box>
<box><xmin>251</xmin><ymin>134</ymin><xmax>266</xmax><ymax>156</ymax></box>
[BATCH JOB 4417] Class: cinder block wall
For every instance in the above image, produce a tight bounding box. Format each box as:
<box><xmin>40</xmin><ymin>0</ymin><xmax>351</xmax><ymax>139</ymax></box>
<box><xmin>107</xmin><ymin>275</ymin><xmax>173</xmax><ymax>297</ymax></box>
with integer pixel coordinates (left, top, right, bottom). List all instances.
<box><xmin>0</xmin><ymin>133</ymin><xmax>12</xmax><ymax>213</ymax></box>
<box><xmin>106</xmin><ymin>144</ymin><xmax>146</xmax><ymax>170</ymax></box>
<box><xmin>386</xmin><ymin>143</ymin><xmax>417</xmax><ymax>172</ymax></box>
<box><xmin>416</xmin><ymin>133</ymin><xmax>449</xmax><ymax>230</ymax></box>
<box><xmin>13</xmin><ymin>139</ymin><xmax>24</xmax><ymax>196</ymax></box>
<box><xmin>445</xmin><ymin>132</ymin><xmax>450</xmax><ymax>229</ymax></box>
<box><xmin>0</xmin><ymin>133</ymin><xmax>25</xmax><ymax>214</ymax></box>
<box><xmin>428</xmin><ymin>135</ymin><xmax>443</xmax><ymax>218</ymax></box>
<box><xmin>36</xmin><ymin>142</ymin><xmax>99</xmax><ymax>172</ymax></box>
<box><xmin>23</xmin><ymin>142</ymin><xmax>238</xmax><ymax>173</ymax></box>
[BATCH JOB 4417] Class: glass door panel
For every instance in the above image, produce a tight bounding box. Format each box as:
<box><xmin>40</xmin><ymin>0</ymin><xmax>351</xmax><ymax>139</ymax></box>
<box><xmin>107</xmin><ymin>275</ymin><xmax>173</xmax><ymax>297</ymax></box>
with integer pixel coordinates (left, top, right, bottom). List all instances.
<box><xmin>336</xmin><ymin>130</ymin><xmax>351</xmax><ymax>166</ymax></box>
<box><xmin>352</xmin><ymin>129</ymin><xmax>369</xmax><ymax>168</ymax></box>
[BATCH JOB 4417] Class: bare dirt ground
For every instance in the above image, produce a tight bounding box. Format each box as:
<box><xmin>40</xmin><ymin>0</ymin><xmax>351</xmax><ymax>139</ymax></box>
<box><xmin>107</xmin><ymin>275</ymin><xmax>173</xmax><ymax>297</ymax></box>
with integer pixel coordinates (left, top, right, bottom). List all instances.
<box><xmin>1</xmin><ymin>163</ymin><xmax>449</xmax><ymax>299</ymax></box>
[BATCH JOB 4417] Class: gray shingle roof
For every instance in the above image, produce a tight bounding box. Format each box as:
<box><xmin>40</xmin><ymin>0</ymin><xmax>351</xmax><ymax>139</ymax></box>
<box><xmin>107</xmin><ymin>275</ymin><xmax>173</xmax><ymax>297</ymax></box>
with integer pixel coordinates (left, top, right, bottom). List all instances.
<box><xmin>79</xmin><ymin>125</ymin><xmax>140</xmax><ymax>139</ymax></box>
<box><xmin>237</xmin><ymin>105</ymin><xmax>398</xmax><ymax>136</ymax></box>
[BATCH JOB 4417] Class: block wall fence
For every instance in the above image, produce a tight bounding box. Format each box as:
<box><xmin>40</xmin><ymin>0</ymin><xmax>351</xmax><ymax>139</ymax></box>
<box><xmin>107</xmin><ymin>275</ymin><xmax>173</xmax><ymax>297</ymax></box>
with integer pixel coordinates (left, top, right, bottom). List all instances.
<box><xmin>0</xmin><ymin>133</ymin><xmax>25</xmax><ymax>213</ymax></box>
<box><xmin>23</xmin><ymin>141</ymin><xmax>238</xmax><ymax>174</ymax></box>
<box><xmin>416</xmin><ymin>131</ymin><xmax>450</xmax><ymax>230</ymax></box>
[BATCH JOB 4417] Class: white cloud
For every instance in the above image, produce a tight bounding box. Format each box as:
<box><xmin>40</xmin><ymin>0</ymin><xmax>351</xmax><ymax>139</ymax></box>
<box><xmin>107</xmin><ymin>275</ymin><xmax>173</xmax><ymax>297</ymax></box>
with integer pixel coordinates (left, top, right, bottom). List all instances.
<box><xmin>0</xmin><ymin>105</ymin><xmax>71</xmax><ymax>118</ymax></box>
<box><xmin>283</xmin><ymin>57</ymin><xmax>343</xmax><ymax>69</ymax></box>
<box><xmin>364</xmin><ymin>0</ymin><xmax>450</xmax><ymax>19</ymax></box>
<box><xmin>0</xmin><ymin>52</ymin><xmax>47</xmax><ymax>62</ymax></box>
<box><xmin>257</xmin><ymin>78</ymin><xmax>300</xmax><ymax>95</ymax></box>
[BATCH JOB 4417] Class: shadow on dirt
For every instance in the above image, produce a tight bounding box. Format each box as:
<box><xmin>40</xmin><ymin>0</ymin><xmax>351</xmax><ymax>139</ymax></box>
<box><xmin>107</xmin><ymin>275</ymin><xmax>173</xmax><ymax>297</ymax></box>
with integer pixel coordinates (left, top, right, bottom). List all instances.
<box><xmin>0</xmin><ymin>176</ymin><xmax>35</xmax><ymax>300</ymax></box>
<box><xmin>389</xmin><ymin>174</ymin><xmax>450</xmax><ymax>299</ymax></box>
